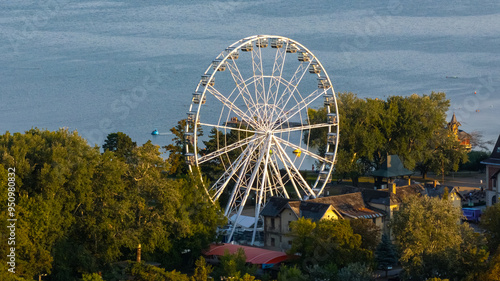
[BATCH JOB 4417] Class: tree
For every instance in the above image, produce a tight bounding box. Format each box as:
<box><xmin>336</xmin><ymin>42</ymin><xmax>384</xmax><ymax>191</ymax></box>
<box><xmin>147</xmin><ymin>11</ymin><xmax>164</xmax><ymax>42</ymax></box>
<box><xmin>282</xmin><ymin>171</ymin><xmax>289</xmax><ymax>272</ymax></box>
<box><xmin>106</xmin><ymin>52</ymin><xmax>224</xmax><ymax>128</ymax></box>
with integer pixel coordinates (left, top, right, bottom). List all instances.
<box><xmin>129</xmin><ymin>262</ymin><xmax>189</xmax><ymax>281</ymax></box>
<box><xmin>468</xmin><ymin>131</ymin><xmax>495</xmax><ymax>151</ymax></box>
<box><xmin>350</xmin><ymin>219</ymin><xmax>381</xmax><ymax>251</ymax></box>
<box><xmin>102</xmin><ymin>132</ymin><xmax>136</xmax><ymax>161</ymax></box>
<box><xmin>384</xmin><ymin>93</ymin><xmax>450</xmax><ymax>170</ymax></box>
<box><xmin>477</xmin><ymin>248</ymin><xmax>500</xmax><ymax>281</ymax></box>
<box><xmin>81</xmin><ymin>273</ymin><xmax>104</xmax><ymax>281</ymax></box>
<box><xmin>288</xmin><ymin>218</ymin><xmax>372</xmax><ymax>269</ymax></box>
<box><xmin>306</xmin><ymin>92</ymin><xmax>453</xmax><ymax>184</ymax></box>
<box><xmin>391</xmin><ymin>195</ymin><xmax>488</xmax><ymax>280</ymax></box>
<box><xmin>375</xmin><ymin>234</ymin><xmax>397</xmax><ymax>277</ymax></box>
<box><xmin>337</xmin><ymin>263</ymin><xmax>376</xmax><ymax>281</ymax></box>
<box><xmin>334</xmin><ymin>93</ymin><xmax>386</xmax><ymax>185</ymax></box>
<box><xmin>0</xmin><ymin>129</ymin><xmax>101</xmax><ymax>279</ymax></box>
<box><xmin>214</xmin><ymin>248</ymin><xmax>257</xmax><ymax>280</ymax></box>
<box><xmin>460</xmin><ymin>150</ymin><xmax>490</xmax><ymax>172</ymax></box>
<box><xmin>277</xmin><ymin>265</ymin><xmax>306</xmax><ymax>281</ymax></box>
<box><xmin>481</xmin><ymin>203</ymin><xmax>500</xmax><ymax>254</ymax></box>
<box><xmin>427</xmin><ymin>128</ymin><xmax>468</xmax><ymax>182</ymax></box>
<box><xmin>0</xmin><ymin>129</ymin><xmax>224</xmax><ymax>280</ymax></box>
<box><xmin>306</xmin><ymin>263</ymin><xmax>338</xmax><ymax>281</ymax></box>
<box><xmin>164</xmin><ymin>119</ymin><xmax>201</xmax><ymax>176</ymax></box>
<box><xmin>190</xmin><ymin>257</ymin><xmax>213</xmax><ymax>281</ymax></box>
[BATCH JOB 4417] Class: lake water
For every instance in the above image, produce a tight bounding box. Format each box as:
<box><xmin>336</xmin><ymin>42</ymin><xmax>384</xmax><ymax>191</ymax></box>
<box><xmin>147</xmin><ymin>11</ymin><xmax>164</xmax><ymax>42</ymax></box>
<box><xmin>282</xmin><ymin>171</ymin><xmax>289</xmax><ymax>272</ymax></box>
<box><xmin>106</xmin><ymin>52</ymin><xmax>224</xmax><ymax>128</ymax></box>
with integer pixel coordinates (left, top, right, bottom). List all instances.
<box><xmin>1</xmin><ymin>0</ymin><xmax>499</xmax><ymax>152</ymax></box>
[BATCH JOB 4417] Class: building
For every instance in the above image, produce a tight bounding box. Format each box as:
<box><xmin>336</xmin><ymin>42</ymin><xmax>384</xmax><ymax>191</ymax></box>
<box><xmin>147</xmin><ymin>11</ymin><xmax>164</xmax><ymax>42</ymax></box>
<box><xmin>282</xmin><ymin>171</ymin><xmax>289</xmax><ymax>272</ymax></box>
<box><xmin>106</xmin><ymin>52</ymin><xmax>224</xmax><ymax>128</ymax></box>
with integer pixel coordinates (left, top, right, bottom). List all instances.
<box><xmin>447</xmin><ymin>113</ymin><xmax>472</xmax><ymax>151</ymax></box>
<box><xmin>481</xmin><ymin>134</ymin><xmax>500</xmax><ymax>206</ymax></box>
<box><xmin>260</xmin><ymin>193</ymin><xmax>384</xmax><ymax>250</ymax></box>
<box><xmin>362</xmin><ymin>183</ymin><xmax>425</xmax><ymax>236</ymax></box>
<box><xmin>260</xmin><ymin>197</ymin><xmax>300</xmax><ymax>250</ymax></box>
<box><xmin>423</xmin><ymin>181</ymin><xmax>464</xmax><ymax>209</ymax></box>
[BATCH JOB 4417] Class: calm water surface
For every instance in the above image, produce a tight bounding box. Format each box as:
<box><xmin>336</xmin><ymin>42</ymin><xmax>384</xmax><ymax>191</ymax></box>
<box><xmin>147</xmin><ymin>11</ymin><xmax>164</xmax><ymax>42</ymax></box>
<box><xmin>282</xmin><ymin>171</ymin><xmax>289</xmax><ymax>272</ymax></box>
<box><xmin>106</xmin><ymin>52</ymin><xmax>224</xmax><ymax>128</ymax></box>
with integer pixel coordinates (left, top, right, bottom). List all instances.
<box><xmin>1</xmin><ymin>0</ymin><xmax>499</xmax><ymax>151</ymax></box>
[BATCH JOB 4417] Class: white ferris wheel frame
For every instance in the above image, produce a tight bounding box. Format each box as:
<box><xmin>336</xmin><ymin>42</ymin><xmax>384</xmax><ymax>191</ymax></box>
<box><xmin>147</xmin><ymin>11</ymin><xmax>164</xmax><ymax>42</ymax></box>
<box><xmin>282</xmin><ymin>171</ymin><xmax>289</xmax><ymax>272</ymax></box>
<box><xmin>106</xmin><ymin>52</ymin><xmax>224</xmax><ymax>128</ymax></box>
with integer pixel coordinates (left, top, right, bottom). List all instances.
<box><xmin>185</xmin><ymin>35</ymin><xmax>339</xmax><ymax>245</ymax></box>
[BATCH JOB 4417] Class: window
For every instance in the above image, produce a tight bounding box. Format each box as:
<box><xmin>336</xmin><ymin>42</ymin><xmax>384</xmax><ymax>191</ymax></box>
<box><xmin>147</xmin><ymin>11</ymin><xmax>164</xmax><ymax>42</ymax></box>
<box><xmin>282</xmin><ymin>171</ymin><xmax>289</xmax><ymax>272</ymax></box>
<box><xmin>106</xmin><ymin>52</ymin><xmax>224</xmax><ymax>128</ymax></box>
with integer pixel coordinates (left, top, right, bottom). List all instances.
<box><xmin>271</xmin><ymin>218</ymin><xmax>275</xmax><ymax>229</ymax></box>
<box><xmin>288</xmin><ymin>221</ymin><xmax>292</xmax><ymax>232</ymax></box>
<box><xmin>271</xmin><ymin>237</ymin><xmax>275</xmax><ymax>247</ymax></box>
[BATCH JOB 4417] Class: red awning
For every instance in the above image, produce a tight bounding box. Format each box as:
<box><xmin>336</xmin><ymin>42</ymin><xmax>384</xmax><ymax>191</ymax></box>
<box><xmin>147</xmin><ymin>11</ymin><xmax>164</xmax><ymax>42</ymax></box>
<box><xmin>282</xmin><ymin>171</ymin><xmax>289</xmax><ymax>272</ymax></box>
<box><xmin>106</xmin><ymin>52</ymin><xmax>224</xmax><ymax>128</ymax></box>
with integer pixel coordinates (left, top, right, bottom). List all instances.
<box><xmin>204</xmin><ymin>243</ymin><xmax>289</xmax><ymax>265</ymax></box>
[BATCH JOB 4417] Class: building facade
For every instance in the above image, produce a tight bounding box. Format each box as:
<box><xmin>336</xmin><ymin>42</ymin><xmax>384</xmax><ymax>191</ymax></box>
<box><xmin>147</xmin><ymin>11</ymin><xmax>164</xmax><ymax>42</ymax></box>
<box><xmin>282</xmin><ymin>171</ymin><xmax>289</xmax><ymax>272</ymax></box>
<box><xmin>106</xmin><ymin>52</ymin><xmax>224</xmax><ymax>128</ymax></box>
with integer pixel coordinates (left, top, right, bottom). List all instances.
<box><xmin>481</xmin><ymin>134</ymin><xmax>500</xmax><ymax>206</ymax></box>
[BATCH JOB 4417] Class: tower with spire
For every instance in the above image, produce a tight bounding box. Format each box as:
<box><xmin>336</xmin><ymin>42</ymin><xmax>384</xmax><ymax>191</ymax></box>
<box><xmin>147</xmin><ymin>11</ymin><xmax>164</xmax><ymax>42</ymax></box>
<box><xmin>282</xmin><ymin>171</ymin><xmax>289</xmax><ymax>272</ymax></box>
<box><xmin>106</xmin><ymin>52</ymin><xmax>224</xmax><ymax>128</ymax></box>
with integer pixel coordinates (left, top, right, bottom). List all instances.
<box><xmin>447</xmin><ymin>113</ymin><xmax>471</xmax><ymax>151</ymax></box>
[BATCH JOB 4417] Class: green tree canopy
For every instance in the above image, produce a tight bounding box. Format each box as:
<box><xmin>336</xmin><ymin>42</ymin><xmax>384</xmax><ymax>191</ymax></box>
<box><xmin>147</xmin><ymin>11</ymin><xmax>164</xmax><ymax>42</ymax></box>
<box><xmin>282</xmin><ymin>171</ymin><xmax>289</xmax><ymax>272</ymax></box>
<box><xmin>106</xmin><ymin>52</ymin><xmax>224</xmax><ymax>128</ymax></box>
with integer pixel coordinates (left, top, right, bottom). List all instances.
<box><xmin>102</xmin><ymin>132</ymin><xmax>137</xmax><ymax>161</ymax></box>
<box><xmin>481</xmin><ymin>203</ymin><xmax>500</xmax><ymax>254</ymax></box>
<box><xmin>391</xmin><ymin>195</ymin><xmax>488</xmax><ymax>280</ymax></box>
<box><xmin>288</xmin><ymin>218</ymin><xmax>372</xmax><ymax>270</ymax></box>
<box><xmin>375</xmin><ymin>234</ymin><xmax>398</xmax><ymax>273</ymax></box>
<box><xmin>306</xmin><ymin>92</ymin><xmax>466</xmax><ymax>184</ymax></box>
<box><xmin>0</xmin><ymin>129</ymin><xmax>224</xmax><ymax>281</ymax></box>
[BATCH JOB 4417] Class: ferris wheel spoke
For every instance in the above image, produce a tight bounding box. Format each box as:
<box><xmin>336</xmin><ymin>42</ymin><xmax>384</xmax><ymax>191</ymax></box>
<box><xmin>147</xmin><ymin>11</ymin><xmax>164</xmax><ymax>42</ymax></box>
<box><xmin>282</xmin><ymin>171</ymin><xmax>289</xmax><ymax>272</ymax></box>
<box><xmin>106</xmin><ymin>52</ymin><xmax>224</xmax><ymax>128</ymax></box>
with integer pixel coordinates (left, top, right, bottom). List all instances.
<box><xmin>251</xmin><ymin>45</ymin><xmax>266</xmax><ymax>107</ymax></box>
<box><xmin>267</xmin><ymin>46</ymin><xmax>287</xmax><ymax>106</ymax></box>
<box><xmin>206</xmin><ymin>86</ymin><xmax>260</xmax><ymax>129</ymax></box>
<box><xmin>273</xmin><ymin>60</ymin><xmax>312</xmax><ymax>115</ymax></box>
<box><xmin>227</xmin><ymin>137</ymin><xmax>269</xmax><ymax>242</ymax></box>
<box><xmin>272</xmin><ymin>122</ymin><xmax>331</xmax><ymax>134</ymax></box>
<box><xmin>273</xmin><ymin>89</ymin><xmax>323</xmax><ymax>130</ymax></box>
<box><xmin>268</xmin><ymin>156</ymin><xmax>290</xmax><ymax>199</ymax></box>
<box><xmin>198</xmin><ymin>134</ymin><xmax>263</xmax><ymax>165</ymax></box>
<box><xmin>225</xmin><ymin>59</ymin><xmax>259</xmax><ymax>118</ymax></box>
<box><xmin>224</xmin><ymin>138</ymin><xmax>264</xmax><ymax>218</ymax></box>
<box><xmin>198</xmin><ymin>122</ymin><xmax>256</xmax><ymax>134</ymax></box>
<box><xmin>209</xmin><ymin>140</ymin><xmax>259</xmax><ymax>201</ymax></box>
<box><xmin>273</xmin><ymin>136</ymin><xmax>317</xmax><ymax>197</ymax></box>
<box><xmin>273</xmin><ymin>135</ymin><xmax>333</xmax><ymax>165</ymax></box>
<box><xmin>251</xmin><ymin>135</ymin><xmax>273</xmax><ymax>244</ymax></box>
<box><xmin>270</xmin><ymin>142</ymin><xmax>305</xmax><ymax>199</ymax></box>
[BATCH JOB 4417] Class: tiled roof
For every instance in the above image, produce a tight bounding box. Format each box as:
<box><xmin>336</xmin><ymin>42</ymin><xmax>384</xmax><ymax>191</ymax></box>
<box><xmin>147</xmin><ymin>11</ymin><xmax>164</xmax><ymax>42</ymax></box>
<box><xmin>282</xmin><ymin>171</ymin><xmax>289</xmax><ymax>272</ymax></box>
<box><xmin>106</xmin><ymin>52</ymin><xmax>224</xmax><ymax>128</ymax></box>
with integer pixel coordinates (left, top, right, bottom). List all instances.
<box><xmin>287</xmin><ymin>201</ymin><xmax>301</xmax><ymax>217</ymax></box>
<box><xmin>260</xmin><ymin>197</ymin><xmax>298</xmax><ymax>217</ymax></box>
<box><xmin>363</xmin><ymin>184</ymin><xmax>425</xmax><ymax>206</ymax></box>
<box><xmin>299</xmin><ymin>202</ymin><xmax>332</xmax><ymax>221</ymax></box>
<box><xmin>362</xmin><ymin>189</ymin><xmax>391</xmax><ymax>205</ymax></box>
<box><xmin>306</xmin><ymin>192</ymin><xmax>384</xmax><ymax>219</ymax></box>
<box><xmin>389</xmin><ymin>184</ymin><xmax>425</xmax><ymax>204</ymax></box>
<box><xmin>481</xmin><ymin>134</ymin><xmax>500</xmax><ymax>166</ymax></box>
<box><xmin>423</xmin><ymin>184</ymin><xmax>463</xmax><ymax>200</ymax></box>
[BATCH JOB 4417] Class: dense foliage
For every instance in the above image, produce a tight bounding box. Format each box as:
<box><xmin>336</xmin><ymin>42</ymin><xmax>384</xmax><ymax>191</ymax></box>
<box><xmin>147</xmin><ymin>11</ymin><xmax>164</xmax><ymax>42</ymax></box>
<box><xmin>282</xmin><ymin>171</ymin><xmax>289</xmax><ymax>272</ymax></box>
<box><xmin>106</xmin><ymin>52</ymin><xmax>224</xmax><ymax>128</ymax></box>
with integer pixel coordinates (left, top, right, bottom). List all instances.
<box><xmin>0</xmin><ymin>129</ymin><xmax>224</xmax><ymax>281</ymax></box>
<box><xmin>307</xmin><ymin>92</ymin><xmax>469</xmax><ymax>184</ymax></box>
<box><xmin>391</xmin><ymin>195</ymin><xmax>488</xmax><ymax>280</ymax></box>
<box><xmin>288</xmin><ymin>218</ymin><xmax>373</xmax><ymax>270</ymax></box>
<box><xmin>481</xmin><ymin>203</ymin><xmax>500</xmax><ymax>255</ymax></box>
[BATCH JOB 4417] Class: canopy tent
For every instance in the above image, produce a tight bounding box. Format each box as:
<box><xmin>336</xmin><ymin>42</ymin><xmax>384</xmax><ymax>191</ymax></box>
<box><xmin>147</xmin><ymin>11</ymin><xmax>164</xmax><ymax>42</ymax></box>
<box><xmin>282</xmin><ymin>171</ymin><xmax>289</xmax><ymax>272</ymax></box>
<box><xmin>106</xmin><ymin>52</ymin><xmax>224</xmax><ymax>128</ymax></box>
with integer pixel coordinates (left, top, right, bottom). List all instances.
<box><xmin>229</xmin><ymin>214</ymin><xmax>258</xmax><ymax>230</ymax></box>
<box><xmin>371</xmin><ymin>154</ymin><xmax>413</xmax><ymax>178</ymax></box>
<box><xmin>204</xmin><ymin>243</ymin><xmax>290</xmax><ymax>267</ymax></box>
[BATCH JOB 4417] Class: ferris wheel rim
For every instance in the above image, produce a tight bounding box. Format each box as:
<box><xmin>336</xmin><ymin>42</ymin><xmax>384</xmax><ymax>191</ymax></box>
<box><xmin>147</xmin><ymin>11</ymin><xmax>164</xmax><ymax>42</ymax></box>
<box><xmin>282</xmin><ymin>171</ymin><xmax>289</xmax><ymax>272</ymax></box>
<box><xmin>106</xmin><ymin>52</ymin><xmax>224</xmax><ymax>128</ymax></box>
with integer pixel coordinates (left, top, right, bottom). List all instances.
<box><xmin>187</xmin><ymin>34</ymin><xmax>339</xmax><ymax>193</ymax></box>
<box><xmin>185</xmin><ymin>36</ymin><xmax>340</xmax><ymax>245</ymax></box>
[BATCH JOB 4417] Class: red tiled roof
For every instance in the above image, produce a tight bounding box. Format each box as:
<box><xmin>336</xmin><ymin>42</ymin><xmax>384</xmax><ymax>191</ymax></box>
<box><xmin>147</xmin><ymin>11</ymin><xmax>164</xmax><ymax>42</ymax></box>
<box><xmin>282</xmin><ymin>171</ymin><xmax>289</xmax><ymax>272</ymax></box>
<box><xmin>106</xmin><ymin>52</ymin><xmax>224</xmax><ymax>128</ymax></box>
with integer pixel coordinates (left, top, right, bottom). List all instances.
<box><xmin>204</xmin><ymin>243</ymin><xmax>289</xmax><ymax>265</ymax></box>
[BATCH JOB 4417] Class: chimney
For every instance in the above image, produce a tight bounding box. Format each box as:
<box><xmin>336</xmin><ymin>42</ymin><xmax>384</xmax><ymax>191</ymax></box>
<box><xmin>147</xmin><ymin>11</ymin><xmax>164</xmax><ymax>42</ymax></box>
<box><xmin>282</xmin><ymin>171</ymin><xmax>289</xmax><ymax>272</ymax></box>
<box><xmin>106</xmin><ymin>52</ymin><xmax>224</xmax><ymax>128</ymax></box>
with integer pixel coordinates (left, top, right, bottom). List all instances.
<box><xmin>389</xmin><ymin>182</ymin><xmax>396</xmax><ymax>194</ymax></box>
<box><xmin>137</xmin><ymin>244</ymin><xmax>141</xmax><ymax>263</ymax></box>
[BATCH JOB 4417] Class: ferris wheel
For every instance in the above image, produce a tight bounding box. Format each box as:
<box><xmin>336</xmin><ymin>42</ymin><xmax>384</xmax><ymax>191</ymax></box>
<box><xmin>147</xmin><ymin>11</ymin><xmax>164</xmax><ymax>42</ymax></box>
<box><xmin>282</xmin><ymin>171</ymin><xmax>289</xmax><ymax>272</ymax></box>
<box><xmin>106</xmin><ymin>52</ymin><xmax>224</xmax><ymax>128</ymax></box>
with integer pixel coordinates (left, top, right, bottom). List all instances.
<box><xmin>185</xmin><ymin>35</ymin><xmax>339</xmax><ymax>244</ymax></box>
